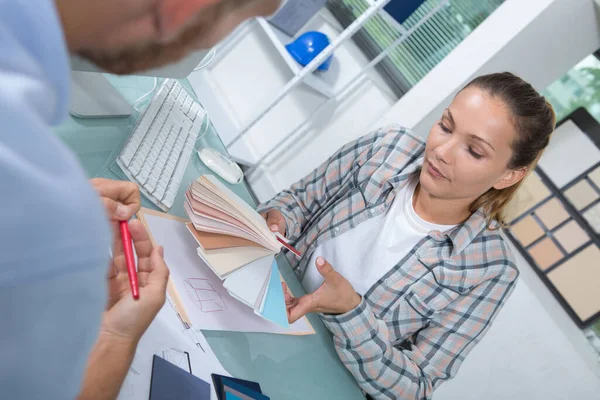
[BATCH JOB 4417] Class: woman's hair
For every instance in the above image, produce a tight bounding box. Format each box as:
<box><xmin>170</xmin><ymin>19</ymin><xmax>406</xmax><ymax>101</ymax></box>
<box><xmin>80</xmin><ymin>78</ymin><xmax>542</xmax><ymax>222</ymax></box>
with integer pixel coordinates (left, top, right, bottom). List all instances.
<box><xmin>465</xmin><ymin>72</ymin><xmax>556</xmax><ymax>227</ymax></box>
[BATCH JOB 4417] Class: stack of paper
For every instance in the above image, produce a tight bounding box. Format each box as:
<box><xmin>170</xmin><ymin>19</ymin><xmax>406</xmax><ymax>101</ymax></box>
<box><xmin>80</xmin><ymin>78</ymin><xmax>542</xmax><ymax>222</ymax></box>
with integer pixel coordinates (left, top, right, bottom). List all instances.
<box><xmin>184</xmin><ymin>175</ymin><xmax>290</xmax><ymax>327</ymax></box>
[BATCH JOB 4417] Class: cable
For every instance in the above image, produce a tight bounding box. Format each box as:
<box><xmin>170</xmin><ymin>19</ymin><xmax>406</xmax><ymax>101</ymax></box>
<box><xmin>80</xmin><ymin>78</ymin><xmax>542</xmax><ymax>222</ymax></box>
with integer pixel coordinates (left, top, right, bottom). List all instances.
<box><xmin>193</xmin><ymin>48</ymin><xmax>217</xmax><ymax>72</ymax></box>
<box><xmin>131</xmin><ymin>49</ymin><xmax>215</xmax><ymax>114</ymax></box>
<box><xmin>195</xmin><ymin>113</ymin><xmax>212</xmax><ymax>148</ymax></box>
<box><xmin>132</xmin><ymin>77</ymin><xmax>159</xmax><ymax>114</ymax></box>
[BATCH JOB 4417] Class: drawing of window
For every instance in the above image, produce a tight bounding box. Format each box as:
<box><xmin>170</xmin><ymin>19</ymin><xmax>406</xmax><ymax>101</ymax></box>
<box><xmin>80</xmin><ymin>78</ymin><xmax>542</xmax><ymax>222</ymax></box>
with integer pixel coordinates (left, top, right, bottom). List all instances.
<box><xmin>162</xmin><ymin>348</ymin><xmax>192</xmax><ymax>374</ymax></box>
<box><xmin>184</xmin><ymin>278</ymin><xmax>227</xmax><ymax>313</ymax></box>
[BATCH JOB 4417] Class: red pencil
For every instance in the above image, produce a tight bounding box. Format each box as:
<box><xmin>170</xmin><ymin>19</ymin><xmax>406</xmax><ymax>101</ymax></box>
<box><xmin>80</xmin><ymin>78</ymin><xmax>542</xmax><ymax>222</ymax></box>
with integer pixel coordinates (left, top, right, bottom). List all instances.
<box><xmin>119</xmin><ymin>220</ymin><xmax>139</xmax><ymax>299</ymax></box>
<box><xmin>276</xmin><ymin>235</ymin><xmax>302</xmax><ymax>259</ymax></box>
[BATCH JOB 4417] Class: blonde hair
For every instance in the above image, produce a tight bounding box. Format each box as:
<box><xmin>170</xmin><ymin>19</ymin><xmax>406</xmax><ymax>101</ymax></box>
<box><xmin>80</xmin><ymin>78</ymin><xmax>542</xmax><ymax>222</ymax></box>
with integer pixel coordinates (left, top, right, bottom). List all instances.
<box><xmin>464</xmin><ymin>73</ymin><xmax>557</xmax><ymax>228</ymax></box>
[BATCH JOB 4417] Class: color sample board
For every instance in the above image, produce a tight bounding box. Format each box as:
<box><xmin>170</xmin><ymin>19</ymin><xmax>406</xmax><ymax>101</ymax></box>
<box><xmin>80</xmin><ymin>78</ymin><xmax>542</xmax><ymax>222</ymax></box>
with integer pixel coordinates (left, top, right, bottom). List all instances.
<box><xmin>505</xmin><ymin>108</ymin><xmax>600</xmax><ymax>328</ymax></box>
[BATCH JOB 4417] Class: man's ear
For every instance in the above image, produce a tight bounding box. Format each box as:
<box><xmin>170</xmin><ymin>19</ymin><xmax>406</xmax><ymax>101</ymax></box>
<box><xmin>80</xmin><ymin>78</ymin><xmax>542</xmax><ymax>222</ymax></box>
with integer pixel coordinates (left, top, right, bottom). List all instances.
<box><xmin>493</xmin><ymin>168</ymin><xmax>527</xmax><ymax>190</ymax></box>
<box><xmin>156</xmin><ymin>0</ymin><xmax>221</xmax><ymax>41</ymax></box>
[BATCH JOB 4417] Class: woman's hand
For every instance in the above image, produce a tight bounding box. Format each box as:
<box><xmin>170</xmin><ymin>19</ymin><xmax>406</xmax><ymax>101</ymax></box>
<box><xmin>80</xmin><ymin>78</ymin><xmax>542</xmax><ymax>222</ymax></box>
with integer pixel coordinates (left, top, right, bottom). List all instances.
<box><xmin>260</xmin><ymin>208</ymin><xmax>287</xmax><ymax>236</ymax></box>
<box><xmin>102</xmin><ymin>219</ymin><xmax>169</xmax><ymax>344</ymax></box>
<box><xmin>283</xmin><ymin>257</ymin><xmax>361</xmax><ymax>323</ymax></box>
<box><xmin>90</xmin><ymin>178</ymin><xmax>141</xmax><ymax>221</ymax></box>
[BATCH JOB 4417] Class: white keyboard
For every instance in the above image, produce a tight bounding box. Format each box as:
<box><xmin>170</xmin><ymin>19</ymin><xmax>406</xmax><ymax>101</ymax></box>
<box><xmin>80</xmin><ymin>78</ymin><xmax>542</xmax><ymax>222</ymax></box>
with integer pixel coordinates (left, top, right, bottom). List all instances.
<box><xmin>117</xmin><ymin>79</ymin><xmax>207</xmax><ymax>211</ymax></box>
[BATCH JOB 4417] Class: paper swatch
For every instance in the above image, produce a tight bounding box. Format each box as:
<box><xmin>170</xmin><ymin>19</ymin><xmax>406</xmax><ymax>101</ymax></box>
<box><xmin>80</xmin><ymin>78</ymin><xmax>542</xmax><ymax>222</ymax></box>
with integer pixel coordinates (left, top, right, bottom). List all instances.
<box><xmin>257</xmin><ymin>261</ymin><xmax>290</xmax><ymax>328</ymax></box>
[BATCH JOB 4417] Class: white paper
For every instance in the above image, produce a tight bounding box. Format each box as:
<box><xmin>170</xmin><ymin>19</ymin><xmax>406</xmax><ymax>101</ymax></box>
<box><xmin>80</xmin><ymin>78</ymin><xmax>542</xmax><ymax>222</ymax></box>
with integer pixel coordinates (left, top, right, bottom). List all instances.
<box><xmin>117</xmin><ymin>297</ymin><xmax>229</xmax><ymax>400</ymax></box>
<box><xmin>538</xmin><ymin>120</ymin><xmax>600</xmax><ymax>187</ymax></box>
<box><xmin>144</xmin><ymin>213</ymin><xmax>314</xmax><ymax>335</ymax></box>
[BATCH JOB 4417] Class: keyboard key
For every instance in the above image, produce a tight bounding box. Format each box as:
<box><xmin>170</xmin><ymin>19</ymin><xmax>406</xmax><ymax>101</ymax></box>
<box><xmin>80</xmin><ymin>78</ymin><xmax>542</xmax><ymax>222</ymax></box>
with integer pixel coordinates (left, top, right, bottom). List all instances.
<box><xmin>190</xmin><ymin>103</ymin><xmax>201</xmax><ymax>120</ymax></box>
<box><xmin>146</xmin><ymin>177</ymin><xmax>158</xmax><ymax>193</ymax></box>
<box><xmin>163</xmin><ymin>190</ymin><xmax>177</xmax><ymax>208</ymax></box>
<box><xmin>154</xmin><ymin>181</ymin><xmax>168</xmax><ymax>200</ymax></box>
<box><xmin>120</xmin><ymin>147</ymin><xmax>136</xmax><ymax>165</ymax></box>
<box><xmin>182</xmin><ymin>97</ymin><xmax>193</xmax><ymax>115</ymax></box>
<box><xmin>129</xmin><ymin>160</ymin><xmax>142</xmax><ymax>175</ymax></box>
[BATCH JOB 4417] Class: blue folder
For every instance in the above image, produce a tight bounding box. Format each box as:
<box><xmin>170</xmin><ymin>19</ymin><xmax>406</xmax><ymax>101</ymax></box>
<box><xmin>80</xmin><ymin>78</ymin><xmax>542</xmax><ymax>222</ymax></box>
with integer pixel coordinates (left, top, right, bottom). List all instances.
<box><xmin>149</xmin><ymin>355</ymin><xmax>211</xmax><ymax>400</ymax></box>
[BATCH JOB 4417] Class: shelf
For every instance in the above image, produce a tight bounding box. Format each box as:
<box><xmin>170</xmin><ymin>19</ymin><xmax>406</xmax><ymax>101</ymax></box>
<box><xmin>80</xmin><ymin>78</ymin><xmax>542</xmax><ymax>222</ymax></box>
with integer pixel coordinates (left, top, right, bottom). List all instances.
<box><xmin>256</xmin><ymin>17</ymin><xmax>335</xmax><ymax>97</ymax></box>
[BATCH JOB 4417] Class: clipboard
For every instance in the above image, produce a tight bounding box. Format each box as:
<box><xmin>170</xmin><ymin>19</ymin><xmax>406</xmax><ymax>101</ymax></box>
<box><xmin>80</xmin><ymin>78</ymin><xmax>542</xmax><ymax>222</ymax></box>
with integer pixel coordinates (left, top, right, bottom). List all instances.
<box><xmin>138</xmin><ymin>208</ymin><xmax>194</xmax><ymax>327</ymax></box>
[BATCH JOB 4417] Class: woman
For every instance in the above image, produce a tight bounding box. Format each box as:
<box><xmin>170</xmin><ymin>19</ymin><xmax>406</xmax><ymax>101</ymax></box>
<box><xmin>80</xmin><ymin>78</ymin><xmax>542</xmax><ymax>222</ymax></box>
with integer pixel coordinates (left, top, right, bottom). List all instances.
<box><xmin>258</xmin><ymin>72</ymin><xmax>556</xmax><ymax>399</ymax></box>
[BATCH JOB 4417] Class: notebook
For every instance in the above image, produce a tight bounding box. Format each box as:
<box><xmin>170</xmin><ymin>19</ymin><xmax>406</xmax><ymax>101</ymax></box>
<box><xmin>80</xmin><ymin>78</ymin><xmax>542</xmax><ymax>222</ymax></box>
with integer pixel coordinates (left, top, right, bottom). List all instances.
<box><xmin>149</xmin><ymin>355</ymin><xmax>211</xmax><ymax>400</ymax></box>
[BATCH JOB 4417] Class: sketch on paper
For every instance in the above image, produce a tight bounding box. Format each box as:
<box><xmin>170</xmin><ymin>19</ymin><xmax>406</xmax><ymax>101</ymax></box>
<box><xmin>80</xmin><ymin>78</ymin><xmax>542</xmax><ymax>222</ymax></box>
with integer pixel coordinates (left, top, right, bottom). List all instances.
<box><xmin>184</xmin><ymin>278</ymin><xmax>227</xmax><ymax>313</ymax></box>
<box><xmin>162</xmin><ymin>348</ymin><xmax>192</xmax><ymax>374</ymax></box>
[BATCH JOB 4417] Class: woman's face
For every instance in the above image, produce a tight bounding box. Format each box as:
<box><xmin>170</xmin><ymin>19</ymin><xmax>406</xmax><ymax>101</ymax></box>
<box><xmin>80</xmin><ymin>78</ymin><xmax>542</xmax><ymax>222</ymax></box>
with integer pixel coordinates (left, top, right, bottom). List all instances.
<box><xmin>420</xmin><ymin>87</ymin><xmax>525</xmax><ymax>202</ymax></box>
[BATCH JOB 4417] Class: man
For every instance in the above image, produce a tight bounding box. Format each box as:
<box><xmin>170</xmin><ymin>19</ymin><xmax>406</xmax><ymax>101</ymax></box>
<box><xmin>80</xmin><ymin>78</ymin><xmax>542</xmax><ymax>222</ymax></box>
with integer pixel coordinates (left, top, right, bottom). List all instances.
<box><xmin>0</xmin><ymin>0</ymin><xmax>279</xmax><ymax>398</ymax></box>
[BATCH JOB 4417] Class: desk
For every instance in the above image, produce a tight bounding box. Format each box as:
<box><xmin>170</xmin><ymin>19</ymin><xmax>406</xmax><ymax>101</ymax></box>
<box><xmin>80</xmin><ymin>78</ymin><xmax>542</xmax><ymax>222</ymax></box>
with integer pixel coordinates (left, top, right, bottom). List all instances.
<box><xmin>54</xmin><ymin>75</ymin><xmax>364</xmax><ymax>400</ymax></box>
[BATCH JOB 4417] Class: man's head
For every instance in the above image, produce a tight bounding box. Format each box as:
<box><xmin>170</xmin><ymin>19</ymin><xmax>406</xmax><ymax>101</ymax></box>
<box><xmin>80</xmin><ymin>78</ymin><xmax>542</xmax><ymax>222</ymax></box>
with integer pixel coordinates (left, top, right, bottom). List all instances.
<box><xmin>55</xmin><ymin>0</ymin><xmax>280</xmax><ymax>74</ymax></box>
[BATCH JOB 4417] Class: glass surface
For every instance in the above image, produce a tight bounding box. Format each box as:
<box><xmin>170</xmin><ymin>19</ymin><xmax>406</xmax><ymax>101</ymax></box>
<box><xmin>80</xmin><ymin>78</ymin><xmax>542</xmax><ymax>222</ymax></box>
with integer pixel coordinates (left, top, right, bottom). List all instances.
<box><xmin>53</xmin><ymin>75</ymin><xmax>364</xmax><ymax>399</ymax></box>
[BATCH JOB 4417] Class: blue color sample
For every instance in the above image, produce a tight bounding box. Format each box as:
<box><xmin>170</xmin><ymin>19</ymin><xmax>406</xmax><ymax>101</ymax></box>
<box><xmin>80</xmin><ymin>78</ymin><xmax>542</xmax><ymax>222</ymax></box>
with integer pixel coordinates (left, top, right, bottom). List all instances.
<box><xmin>259</xmin><ymin>260</ymin><xmax>290</xmax><ymax>328</ymax></box>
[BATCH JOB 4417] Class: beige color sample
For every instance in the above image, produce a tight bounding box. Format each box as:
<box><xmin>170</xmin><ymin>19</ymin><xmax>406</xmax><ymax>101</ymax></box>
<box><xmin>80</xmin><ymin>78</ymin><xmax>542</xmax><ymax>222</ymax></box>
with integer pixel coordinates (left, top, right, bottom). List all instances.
<box><xmin>505</xmin><ymin>172</ymin><xmax>551</xmax><ymax>222</ymax></box>
<box><xmin>589</xmin><ymin>166</ymin><xmax>600</xmax><ymax>189</ymax></box>
<box><xmin>510</xmin><ymin>215</ymin><xmax>545</xmax><ymax>246</ymax></box>
<box><xmin>535</xmin><ymin>198</ymin><xmax>569</xmax><ymax>230</ymax></box>
<box><xmin>584</xmin><ymin>203</ymin><xmax>600</xmax><ymax>233</ymax></box>
<box><xmin>548</xmin><ymin>245</ymin><xmax>600</xmax><ymax>321</ymax></box>
<box><xmin>529</xmin><ymin>237</ymin><xmax>564</xmax><ymax>271</ymax></box>
<box><xmin>554</xmin><ymin>221</ymin><xmax>589</xmax><ymax>253</ymax></box>
<box><xmin>565</xmin><ymin>180</ymin><xmax>599</xmax><ymax>210</ymax></box>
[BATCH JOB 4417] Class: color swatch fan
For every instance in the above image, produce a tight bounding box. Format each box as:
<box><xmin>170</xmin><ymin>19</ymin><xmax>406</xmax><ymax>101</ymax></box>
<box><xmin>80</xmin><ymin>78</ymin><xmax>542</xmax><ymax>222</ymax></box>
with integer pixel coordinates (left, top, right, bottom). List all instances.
<box><xmin>184</xmin><ymin>175</ymin><xmax>296</xmax><ymax>327</ymax></box>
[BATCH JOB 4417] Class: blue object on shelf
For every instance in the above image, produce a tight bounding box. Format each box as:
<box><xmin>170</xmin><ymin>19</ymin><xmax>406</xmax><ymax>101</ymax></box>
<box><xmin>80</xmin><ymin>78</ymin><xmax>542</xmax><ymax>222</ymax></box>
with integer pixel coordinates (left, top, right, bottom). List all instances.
<box><xmin>285</xmin><ymin>31</ymin><xmax>334</xmax><ymax>72</ymax></box>
<box><xmin>384</xmin><ymin>0</ymin><xmax>426</xmax><ymax>25</ymax></box>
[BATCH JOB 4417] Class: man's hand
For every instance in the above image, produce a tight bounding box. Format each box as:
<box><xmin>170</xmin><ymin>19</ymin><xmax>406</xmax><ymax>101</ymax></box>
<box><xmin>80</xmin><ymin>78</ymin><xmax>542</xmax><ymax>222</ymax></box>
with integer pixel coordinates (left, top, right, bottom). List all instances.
<box><xmin>260</xmin><ymin>208</ymin><xmax>287</xmax><ymax>236</ymax></box>
<box><xmin>78</xmin><ymin>220</ymin><xmax>168</xmax><ymax>400</ymax></box>
<box><xmin>283</xmin><ymin>257</ymin><xmax>361</xmax><ymax>323</ymax></box>
<box><xmin>90</xmin><ymin>178</ymin><xmax>141</xmax><ymax>221</ymax></box>
<box><xmin>102</xmin><ymin>219</ymin><xmax>169</xmax><ymax>343</ymax></box>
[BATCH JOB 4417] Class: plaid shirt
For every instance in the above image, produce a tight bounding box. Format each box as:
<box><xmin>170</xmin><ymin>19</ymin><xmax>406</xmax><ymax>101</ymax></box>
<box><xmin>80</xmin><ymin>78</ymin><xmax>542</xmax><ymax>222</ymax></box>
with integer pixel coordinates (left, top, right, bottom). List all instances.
<box><xmin>257</xmin><ymin>125</ymin><xmax>519</xmax><ymax>400</ymax></box>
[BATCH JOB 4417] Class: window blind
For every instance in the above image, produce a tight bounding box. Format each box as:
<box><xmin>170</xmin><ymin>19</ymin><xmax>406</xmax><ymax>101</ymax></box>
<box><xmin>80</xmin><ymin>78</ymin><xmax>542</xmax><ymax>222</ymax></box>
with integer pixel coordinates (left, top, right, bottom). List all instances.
<box><xmin>327</xmin><ymin>0</ymin><xmax>505</xmax><ymax>97</ymax></box>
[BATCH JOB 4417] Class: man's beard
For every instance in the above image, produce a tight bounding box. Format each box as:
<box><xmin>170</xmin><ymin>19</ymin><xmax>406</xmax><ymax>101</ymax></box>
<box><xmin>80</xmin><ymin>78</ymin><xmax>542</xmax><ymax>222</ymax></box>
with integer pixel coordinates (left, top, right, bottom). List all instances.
<box><xmin>76</xmin><ymin>0</ymin><xmax>279</xmax><ymax>75</ymax></box>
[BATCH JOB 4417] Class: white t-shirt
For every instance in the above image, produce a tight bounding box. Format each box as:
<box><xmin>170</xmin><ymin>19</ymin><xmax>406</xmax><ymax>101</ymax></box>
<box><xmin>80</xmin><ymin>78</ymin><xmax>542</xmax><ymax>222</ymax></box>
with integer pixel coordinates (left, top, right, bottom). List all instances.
<box><xmin>303</xmin><ymin>177</ymin><xmax>456</xmax><ymax>295</ymax></box>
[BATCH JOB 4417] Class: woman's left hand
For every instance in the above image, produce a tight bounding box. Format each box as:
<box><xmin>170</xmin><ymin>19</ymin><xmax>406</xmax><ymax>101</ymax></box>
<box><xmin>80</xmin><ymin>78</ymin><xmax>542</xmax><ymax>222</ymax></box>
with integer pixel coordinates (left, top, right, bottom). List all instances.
<box><xmin>283</xmin><ymin>257</ymin><xmax>362</xmax><ymax>323</ymax></box>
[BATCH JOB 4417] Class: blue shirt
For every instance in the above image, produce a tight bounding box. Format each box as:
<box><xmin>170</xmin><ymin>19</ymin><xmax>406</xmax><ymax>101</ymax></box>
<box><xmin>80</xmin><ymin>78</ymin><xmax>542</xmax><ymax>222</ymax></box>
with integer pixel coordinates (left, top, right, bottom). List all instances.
<box><xmin>0</xmin><ymin>0</ymin><xmax>111</xmax><ymax>398</ymax></box>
